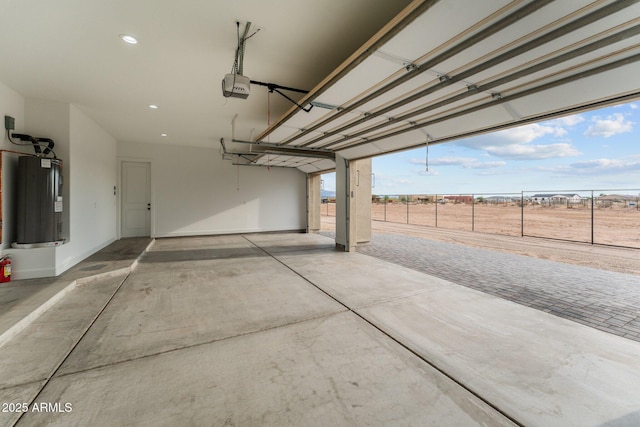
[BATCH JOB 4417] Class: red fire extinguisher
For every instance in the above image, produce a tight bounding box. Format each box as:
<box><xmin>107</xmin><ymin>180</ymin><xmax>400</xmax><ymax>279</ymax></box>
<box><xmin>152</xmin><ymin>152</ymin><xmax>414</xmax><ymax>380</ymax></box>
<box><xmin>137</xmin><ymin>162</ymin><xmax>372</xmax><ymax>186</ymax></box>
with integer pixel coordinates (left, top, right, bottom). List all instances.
<box><xmin>0</xmin><ymin>256</ymin><xmax>12</xmax><ymax>283</ymax></box>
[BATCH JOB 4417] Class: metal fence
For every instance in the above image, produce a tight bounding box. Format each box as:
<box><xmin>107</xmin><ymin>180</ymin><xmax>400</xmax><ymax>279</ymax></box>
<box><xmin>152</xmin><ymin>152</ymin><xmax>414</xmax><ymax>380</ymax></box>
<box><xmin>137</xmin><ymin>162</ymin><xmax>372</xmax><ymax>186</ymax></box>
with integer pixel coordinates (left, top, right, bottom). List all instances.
<box><xmin>321</xmin><ymin>190</ymin><xmax>640</xmax><ymax>249</ymax></box>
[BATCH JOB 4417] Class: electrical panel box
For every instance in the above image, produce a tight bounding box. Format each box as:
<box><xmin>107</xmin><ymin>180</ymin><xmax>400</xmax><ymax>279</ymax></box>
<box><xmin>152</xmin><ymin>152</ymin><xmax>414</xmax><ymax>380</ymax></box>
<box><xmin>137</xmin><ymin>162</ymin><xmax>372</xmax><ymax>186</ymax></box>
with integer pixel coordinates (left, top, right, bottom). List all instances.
<box><xmin>16</xmin><ymin>156</ymin><xmax>64</xmax><ymax>244</ymax></box>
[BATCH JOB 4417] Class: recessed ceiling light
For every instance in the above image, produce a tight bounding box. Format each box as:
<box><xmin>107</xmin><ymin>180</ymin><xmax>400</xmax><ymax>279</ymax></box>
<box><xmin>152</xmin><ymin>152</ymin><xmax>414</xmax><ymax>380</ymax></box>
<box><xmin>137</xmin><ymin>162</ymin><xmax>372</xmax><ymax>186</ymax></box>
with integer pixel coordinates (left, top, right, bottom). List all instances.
<box><xmin>149</xmin><ymin>104</ymin><xmax>158</xmax><ymax>109</ymax></box>
<box><xmin>120</xmin><ymin>34</ymin><xmax>138</xmax><ymax>44</ymax></box>
<box><xmin>160</xmin><ymin>133</ymin><xmax>167</xmax><ymax>137</ymax></box>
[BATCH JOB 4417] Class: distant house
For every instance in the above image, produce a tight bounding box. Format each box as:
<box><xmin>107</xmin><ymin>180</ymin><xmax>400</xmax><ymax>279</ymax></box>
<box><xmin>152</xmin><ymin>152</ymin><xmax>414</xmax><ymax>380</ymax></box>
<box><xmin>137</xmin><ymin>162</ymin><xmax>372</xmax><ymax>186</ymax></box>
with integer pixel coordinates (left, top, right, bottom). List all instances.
<box><xmin>597</xmin><ymin>194</ymin><xmax>639</xmax><ymax>208</ymax></box>
<box><xmin>532</xmin><ymin>193</ymin><xmax>582</xmax><ymax>205</ymax></box>
<box><xmin>598</xmin><ymin>194</ymin><xmax>634</xmax><ymax>202</ymax></box>
<box><xmin>484</xmin><ymin>196</ymin><xmax>514</xmax><ymax>204</ymax></box>
<box><xmin>415</xmin><ymin>195</ymin><xmax>437</xmax><ymax>203</ymax></box>
<box><xmin>444</xmin><ymin>195</ymin><xmax>473</xmax><ymax>203</ymax></box>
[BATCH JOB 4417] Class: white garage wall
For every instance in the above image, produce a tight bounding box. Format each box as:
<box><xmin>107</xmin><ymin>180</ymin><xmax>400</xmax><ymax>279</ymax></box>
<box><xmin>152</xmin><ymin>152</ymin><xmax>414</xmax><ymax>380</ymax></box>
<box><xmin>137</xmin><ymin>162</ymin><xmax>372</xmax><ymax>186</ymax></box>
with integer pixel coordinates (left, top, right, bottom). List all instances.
<box><xmin>0</xmin><ymin>81</ymin><xmax>27</xmax><ymax>250</ymax></box>
<box><xmin>0</xmin><ymin>81</ymin><xmax>24</xmax><ymax>132</ymax></box>
<box><xmin>23</xmin><ymin>99</ymin><xmax>119</xmax><ymax>275</ymax></box>
<box><xmin>56</xmin><ymin>105</ymin><xmax>118</xmax><ymax>272</ymax></box>
<box><xmin>117</xmin><ymin>142</ymin><xmax>307</xmax><ymax>237</ymax></box>
<box><xmin>1</xmin><ymin>88</ymin><xmax>118</xmax><ymax>278</ymax></box>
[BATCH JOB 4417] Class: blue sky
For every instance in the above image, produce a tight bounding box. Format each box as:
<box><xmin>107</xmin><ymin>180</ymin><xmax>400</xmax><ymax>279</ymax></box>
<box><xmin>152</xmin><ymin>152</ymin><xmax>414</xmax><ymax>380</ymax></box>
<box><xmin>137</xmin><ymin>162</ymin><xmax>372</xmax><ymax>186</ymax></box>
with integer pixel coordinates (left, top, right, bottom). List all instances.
<box><xmin>322</xmin><ymin>101</ymin><xmax>640</xmax><ymax>196</ymax></box>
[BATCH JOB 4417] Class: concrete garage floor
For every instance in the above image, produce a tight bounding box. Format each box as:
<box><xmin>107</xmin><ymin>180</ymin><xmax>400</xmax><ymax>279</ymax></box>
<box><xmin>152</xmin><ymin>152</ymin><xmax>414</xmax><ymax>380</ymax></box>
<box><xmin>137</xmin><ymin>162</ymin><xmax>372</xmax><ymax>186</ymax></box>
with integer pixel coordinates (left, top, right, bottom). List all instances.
<box><xmin>1</xmin><ymin>233</ymin><xmax>640</xmax><ymax>426</ymax></box>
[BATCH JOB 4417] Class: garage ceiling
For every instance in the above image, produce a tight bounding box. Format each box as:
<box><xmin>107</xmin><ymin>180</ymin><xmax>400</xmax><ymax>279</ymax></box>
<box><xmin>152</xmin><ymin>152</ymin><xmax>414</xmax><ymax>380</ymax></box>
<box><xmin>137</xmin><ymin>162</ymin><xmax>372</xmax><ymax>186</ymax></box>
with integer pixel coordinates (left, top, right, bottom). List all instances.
<box><xmin>246</xmin><ymin>0</ymin><xmax>640</xmax><ymax>173</ymax></box>
<box><xmin>0</xmin><ymin>0</ymin><xmax>411</xmax><ymax>152</ymax></box>
<box><xmin>2</xmin><ymin>1</ymin><xmax>639</xmax><ymax>174</ymax></box>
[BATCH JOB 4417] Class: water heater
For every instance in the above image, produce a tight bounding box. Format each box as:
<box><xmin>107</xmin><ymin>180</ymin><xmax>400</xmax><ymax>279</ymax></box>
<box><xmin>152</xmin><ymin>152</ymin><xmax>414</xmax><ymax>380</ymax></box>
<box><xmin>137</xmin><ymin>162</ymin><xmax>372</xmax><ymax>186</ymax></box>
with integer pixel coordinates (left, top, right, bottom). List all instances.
<box><xmin>15</xmin><ymin>156</ymin><xmax>64</xmax><ymax>245</ymax></box>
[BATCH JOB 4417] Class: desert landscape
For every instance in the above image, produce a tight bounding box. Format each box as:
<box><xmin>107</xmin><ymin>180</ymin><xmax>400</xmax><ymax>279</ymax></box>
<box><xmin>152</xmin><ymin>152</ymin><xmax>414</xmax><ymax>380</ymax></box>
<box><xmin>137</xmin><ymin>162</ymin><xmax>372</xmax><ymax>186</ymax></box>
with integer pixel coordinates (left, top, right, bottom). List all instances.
<box><xmin>322</xmin><ymin>199</ymin><xmax>640</xmax><ymax>249</ymax></box>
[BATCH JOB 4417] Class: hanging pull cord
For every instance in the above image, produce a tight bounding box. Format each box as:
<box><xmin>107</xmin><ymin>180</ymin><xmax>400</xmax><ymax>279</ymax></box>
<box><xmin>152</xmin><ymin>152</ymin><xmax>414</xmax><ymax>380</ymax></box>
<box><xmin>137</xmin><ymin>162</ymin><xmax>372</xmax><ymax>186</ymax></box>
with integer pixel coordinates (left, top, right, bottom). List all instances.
<box><xmin>418</xmin><ymin>129</ymin><xmax>431</xmax><ymax>173</ymax></box>
<box><xmin>425</xmin><ymin>140</ymin><xmax>429</xmax><ymax>172</ymax></box>
<box><xmin>267</xmin><ymin>90</ymin><xmax>271</xmax><ymax>169</ymax></box>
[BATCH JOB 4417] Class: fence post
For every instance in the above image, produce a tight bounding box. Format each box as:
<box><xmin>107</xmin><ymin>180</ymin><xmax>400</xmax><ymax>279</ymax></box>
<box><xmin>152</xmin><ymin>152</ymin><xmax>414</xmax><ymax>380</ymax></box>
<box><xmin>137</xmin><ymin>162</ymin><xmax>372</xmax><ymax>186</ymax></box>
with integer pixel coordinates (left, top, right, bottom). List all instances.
<box><xmin>472</xmin><ymin>194</ymin><xmax>475</xmax><ymax>232</ymax></box>
<box><xmin>406</xmin><ymin>195</ymin><xmax>409</xmax><ymax>224</ymax></box>
<box><xmin>384</xmin><ymin>196</ymin><xmax>387</xmax><ymax>222</ymax></box>
<box><xmin>435</xmin><ymin>194</ymin><xmax>438</xmax><ymax>227</ymax></box>
<box><xmin>591</xmin><ymin>190</ymin><xmax>594</xmax><ymax>245</ymax></box>
<box><xmin>521</xmin><ymin>191</ymin><xmax>524</xmax><ymax>237</ymax></box>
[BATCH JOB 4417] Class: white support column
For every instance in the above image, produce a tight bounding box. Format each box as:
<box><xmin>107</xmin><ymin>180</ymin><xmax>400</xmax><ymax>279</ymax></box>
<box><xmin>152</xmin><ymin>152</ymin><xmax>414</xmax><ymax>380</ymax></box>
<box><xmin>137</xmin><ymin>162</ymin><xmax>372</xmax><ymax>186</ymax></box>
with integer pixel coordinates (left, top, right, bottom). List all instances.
<box><xmin>335</xmin><ymin>155</ymin><xmax>372</xmax><ymax>252</ymax></box>
<box><xmin>335</xmin><ymin>154</ymin><xmax>351</xmax><ymax>251</ymax></box>
<box><xmin>306</xmin><ymin>173</ymin><xmax>321</xmax><ymax>234</ymax></box>
<box><xmin>354</xmin><ymin>158</ymin><xmax>372</xmax><ymax>244</ymax></box>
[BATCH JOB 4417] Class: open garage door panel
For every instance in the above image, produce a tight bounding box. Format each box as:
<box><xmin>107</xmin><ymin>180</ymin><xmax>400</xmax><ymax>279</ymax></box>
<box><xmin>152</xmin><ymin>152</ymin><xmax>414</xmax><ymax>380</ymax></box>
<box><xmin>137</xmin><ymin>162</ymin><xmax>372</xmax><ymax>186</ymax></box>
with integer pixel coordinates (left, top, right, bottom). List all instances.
<box><xmin>251</xmin><ymin>0</ymin><xmax>640</xmax><ymax>169</ymax></box>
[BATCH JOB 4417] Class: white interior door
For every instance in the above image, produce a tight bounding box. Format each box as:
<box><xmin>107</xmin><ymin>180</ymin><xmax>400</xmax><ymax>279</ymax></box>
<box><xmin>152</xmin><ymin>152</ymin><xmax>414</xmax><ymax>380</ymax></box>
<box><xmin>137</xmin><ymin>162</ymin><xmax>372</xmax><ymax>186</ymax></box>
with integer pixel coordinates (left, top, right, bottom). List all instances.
<box><xmin>121</xmin><ymin>161</ymin><xmax>151</xmax><ymax>237</ymax></box>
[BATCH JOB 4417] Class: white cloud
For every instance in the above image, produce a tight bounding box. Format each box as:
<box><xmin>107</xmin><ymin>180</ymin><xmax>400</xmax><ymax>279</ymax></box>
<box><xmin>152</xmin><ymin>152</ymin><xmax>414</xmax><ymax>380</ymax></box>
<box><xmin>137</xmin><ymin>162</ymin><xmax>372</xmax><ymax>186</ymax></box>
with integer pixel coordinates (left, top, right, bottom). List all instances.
<box><xmin>584</xmin><ymin>113</ymin><xmax>634</xmax><ymax>138</ymax></box>
<box><xmin>539</xmin><ymin>158</ymin><xmax>640</xmax><ymax>176</ymax></box>
<box><xmin>373</xmin><ymin>174</ymin><xmax>416</xmax><ymax>190</ymax></box>
<box><xmin>469</xmin><ymin>161</ymin><xmax>507</xmax><ymax>169</ymax></box>
<box><xmin>409</xmin><ymin>158</ymin><xmax>427</xmax><ymax>165</ymax></box>
<box><xmin>457</xmin><ymin>123</ymin><xmax>563</xmax><ymax>150</ymax></box>
<box><xmin>411</xmin><ymin>156</ymin><xmax>506</xmax><ymax>169</ymax></box>
<box><xmin>552</xmin><ymin>127</ymin><xmax>568</xmax><ymax>137</ymax></box>
<box><xmin>570</xmin><ymin>158</ymin><xmax>640</xmax><ymax>171</ymax></box>
<box><xmin>630</xmin><ymin>103</ymin><xmax>638</xmax><ymax>110</ymax></box>
<box><xmin>484</xmin><ymin>143</ymin><xmax>580</xmax><ymax>160</ymax></box>
<box><xmin>453</xmin><ymin>122</ymin><xmax>579</xmax><ymax>161</ymax></box>
<box><xmin>546</xmin><ymin>114</ymin><xmax>585</xmax><ymax>127</ymax></box>
<box><xmin>415</xmin><ymin>169</ymin><xmax>440</xmax><ymax>176</ymax></box>
<box><xmin>429</xmin><ymin>157</ymin><xmax>475</xmax><ymax>166</ymax></box>
<box><xmin>493</xmin><ymin>123</ymin><xmax>563</xmax><ymax>144</ymax></box>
